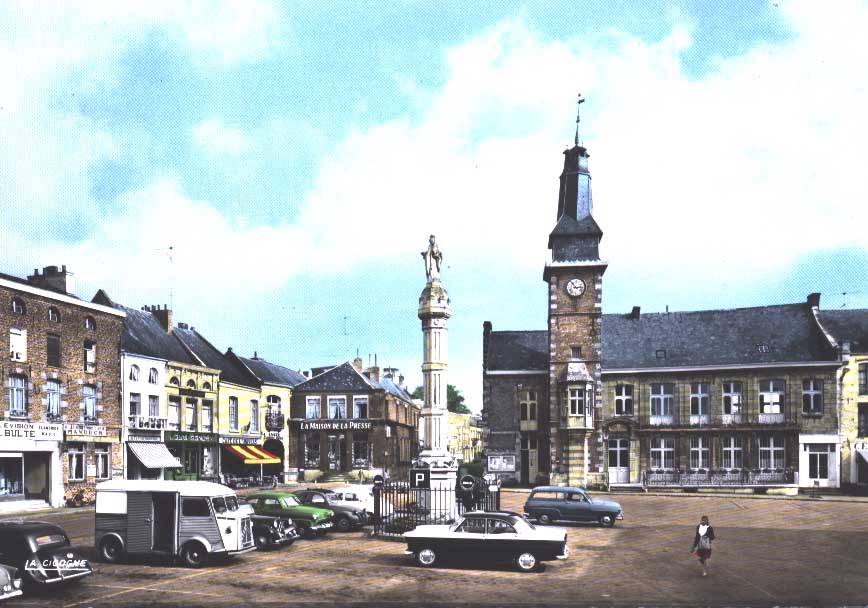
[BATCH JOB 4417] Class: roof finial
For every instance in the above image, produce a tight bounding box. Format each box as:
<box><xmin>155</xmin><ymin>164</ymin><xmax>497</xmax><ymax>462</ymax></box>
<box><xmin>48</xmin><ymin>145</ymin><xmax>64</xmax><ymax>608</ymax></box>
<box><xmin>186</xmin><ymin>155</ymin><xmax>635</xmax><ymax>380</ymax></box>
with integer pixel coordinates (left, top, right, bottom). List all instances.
<box><xmin>575</xmin><ymin>93</ymin><xmax>585</xmax><ymax>146</ymax></box>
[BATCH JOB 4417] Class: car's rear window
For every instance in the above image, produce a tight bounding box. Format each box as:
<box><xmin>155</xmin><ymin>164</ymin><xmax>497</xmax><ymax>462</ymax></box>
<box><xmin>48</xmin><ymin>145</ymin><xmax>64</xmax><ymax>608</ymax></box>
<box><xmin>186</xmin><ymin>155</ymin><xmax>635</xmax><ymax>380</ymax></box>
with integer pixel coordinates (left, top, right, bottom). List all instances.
<box><xmin>530</xmin><ymin>491</ymin><xmax>564</xmax><ymax>501</ymax></box>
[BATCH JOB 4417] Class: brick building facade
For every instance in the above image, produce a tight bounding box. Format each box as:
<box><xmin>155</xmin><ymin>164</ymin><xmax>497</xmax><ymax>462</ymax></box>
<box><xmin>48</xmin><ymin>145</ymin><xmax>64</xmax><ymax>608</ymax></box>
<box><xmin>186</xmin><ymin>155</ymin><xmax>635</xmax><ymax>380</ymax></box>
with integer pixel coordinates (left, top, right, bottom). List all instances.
<box><xmin>1</xmin><ymin>266</ymin><xmax>123</xmax><ymax>507</ymax></box>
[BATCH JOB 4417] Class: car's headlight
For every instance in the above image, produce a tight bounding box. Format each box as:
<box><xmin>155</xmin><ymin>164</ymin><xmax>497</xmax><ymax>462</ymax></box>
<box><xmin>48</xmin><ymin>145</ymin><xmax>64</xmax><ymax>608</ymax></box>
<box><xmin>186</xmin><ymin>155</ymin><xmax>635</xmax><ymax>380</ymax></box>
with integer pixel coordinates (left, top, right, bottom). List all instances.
<box><xmin>13</xmin><ymin>580</ymin><xmax>20</xmax><ymax>590</ymax></box>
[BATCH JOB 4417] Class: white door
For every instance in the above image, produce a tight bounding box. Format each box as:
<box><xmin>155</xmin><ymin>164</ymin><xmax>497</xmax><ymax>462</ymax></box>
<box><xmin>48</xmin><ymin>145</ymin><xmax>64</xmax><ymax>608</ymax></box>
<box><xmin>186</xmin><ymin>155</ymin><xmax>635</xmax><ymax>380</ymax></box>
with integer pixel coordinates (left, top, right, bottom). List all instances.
<box><xmin>527</xmin><ymin>438</ymin><xmax>538</xmax><ymax>483</ymax></box>
<box><xmin>608</xmin><ymin>439</ymin><xmax>629</xmax><ymax>484</ymax></box>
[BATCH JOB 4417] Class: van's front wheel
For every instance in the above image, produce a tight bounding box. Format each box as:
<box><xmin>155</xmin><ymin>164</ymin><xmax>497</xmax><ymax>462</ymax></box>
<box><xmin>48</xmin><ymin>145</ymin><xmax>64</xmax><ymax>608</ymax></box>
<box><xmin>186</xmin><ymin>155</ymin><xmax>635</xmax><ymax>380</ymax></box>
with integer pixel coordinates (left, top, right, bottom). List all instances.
<box><xmin>181</xmin><ymin>542</ymin><xmax>208</xmax><ymax>568</ymax></box>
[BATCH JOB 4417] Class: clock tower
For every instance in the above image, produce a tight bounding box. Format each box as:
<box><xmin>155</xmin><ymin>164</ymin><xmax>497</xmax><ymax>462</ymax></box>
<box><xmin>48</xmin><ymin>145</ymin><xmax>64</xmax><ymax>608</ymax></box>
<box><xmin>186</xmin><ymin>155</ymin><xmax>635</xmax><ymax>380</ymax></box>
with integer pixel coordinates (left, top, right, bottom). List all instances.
<box><xmin>543</xmin><ymin>98</ymin><xmax>607</xmax><ymax>487</ymax></box>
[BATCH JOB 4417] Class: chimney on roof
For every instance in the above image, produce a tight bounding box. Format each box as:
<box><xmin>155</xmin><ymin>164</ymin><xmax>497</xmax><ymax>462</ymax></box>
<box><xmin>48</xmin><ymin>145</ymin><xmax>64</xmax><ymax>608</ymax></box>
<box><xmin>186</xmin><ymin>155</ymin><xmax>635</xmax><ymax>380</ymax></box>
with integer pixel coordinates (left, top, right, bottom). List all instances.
<box><xmin>630</xmin><ymin>306</ymin><xmax>641</xmax><ymax>319</ymax></box>
<box><xmin>843</xmin><ymin>340</ymin><xmax>851</xmax><ymax>357</ymax></box>
<box><xmin>177</xmin><ymin>322</ymin><xmax>189</xmax><ymax>330</ymax></box>
<box><xmin>253</xmin><ymin>350</ymin><xmax>258</xmax><ymax>360</ymax></box>
<box><xmin>482</xmin><ymin>321</ymin><xmax>493</xmax><ymax>371</ymax></box>
<box><xmin>27</xmin><ymin>265</ymin><xmax>76</xmax><ymax>295</ymax></box>
<box><xmin>352</xmin><ymin>357</ymin><xmax>363</xmax><ymax>372</ymax></box>
<box><xmin>365</xmin><ymin>365</ymin><xmax>380</xmax><ymax>383</ymax></box>
<box><xmin>302</xmin><ymin>370</ymin><xmax>311</xmax><ymax>379</ymax></box>
<box><xmin>149</xmin><ymin>305</ymin><xmax>173</xmax><ymax>334</ymax></box>
<box><xmin>398</xmin><ymin>374</ymin><xmax>405</xmax><ymax>389</ymax></box>
<box><xmin>807</xmin><ymin>293</ymin><xmax>821</xmax><ymax>308</ymax></box>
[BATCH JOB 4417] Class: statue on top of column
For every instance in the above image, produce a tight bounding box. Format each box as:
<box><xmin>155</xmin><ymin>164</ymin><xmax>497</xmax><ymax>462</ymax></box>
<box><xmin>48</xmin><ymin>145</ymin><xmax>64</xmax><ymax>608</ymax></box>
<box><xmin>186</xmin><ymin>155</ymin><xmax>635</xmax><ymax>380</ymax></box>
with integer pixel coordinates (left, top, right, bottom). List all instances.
<box><xmin>421</xmin><ymin>234</ymin><xmax>443</xmax><ymax>282</ymax></box>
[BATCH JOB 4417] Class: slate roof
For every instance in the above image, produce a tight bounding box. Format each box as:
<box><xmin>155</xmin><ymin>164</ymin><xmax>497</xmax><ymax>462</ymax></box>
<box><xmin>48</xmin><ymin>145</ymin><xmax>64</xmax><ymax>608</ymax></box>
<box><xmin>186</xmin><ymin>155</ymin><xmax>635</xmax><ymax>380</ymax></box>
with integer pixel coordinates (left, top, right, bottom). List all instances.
<box><xmin>292</xmin><ymin>361</ymin><xmax>379</xmax><ymax>393</ymax></box>
<box><xmin>379</xmin><ymin>375</ymin><xmax>414</xmax><ymax>402</ymax></box>
<box><xmin>116</xmin><ymin>305</ymin><xmax>198</xmax><ymax>364</ymax></box>
<box><xmin>602</xmin><ymin>304</ymin><xmax>837</xmax><ymax>369</ymax></box>
<box><xmin>239</xmin><ymin>356</ymin><xmax>307</xmax><ymax>387</ymax></box>
<box><xmin>818</xmin><ymin>309</ymin><xmax>868</xmax><ymax>353</ymax></box>
<box><xmin>486</xmin><ymin>331</ymin><xmax>548</xmax><ymax>372</ymax></box>
<box><xmin>173</xmin><ymin>328</ymin><xmax>259</xmax><ymax>388</ymax></box>
<box><xmin>549</xmin><ymin>213</ymin><xmax>603</xmax><ymax>238</ymax></box>
<box><xmin>485</xmin><ymin>302</ymin><xmax>839</xmax><ymax>373</ymax></box>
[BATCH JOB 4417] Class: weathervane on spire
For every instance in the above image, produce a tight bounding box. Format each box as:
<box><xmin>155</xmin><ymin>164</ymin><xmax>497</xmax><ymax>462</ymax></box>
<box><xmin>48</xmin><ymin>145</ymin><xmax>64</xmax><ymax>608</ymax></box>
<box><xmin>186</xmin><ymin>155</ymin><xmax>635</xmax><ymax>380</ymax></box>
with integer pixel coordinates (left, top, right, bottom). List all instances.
<box><xmin>575</xmin><ymin>93</ymin><xmax>585</xmax><ymax>146</ymax></box>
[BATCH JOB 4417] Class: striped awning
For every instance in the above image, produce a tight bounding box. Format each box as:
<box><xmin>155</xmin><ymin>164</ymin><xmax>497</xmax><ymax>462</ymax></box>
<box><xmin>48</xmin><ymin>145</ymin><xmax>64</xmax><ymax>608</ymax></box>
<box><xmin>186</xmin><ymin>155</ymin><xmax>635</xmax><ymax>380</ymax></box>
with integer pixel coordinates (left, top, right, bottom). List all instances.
<box><xmin>223</xmin><ymin>444</ymin><xmax>281</xmax><ymax>465</ymax></box>
<box><xmin>128</xmin><ymin>442</ymin><xmax>182</xmax><ymax>469</ymax></box>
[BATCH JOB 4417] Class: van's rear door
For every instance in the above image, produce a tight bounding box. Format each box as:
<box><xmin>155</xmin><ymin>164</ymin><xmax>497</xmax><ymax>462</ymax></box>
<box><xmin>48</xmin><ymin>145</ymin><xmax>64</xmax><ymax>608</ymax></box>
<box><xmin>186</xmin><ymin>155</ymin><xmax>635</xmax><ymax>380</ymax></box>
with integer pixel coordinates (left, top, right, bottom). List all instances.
<box><xmin>126</xmin><ymin>492</ymin><xmax>154</xmax><ymax>553</ymax></box>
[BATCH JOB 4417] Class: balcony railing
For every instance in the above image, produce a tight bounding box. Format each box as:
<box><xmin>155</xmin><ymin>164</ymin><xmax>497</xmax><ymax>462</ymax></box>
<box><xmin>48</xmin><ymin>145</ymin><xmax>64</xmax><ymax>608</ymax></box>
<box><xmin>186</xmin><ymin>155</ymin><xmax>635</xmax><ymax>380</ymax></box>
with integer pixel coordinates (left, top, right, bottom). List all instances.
<box><xmin>128</xmin><ymin>415</ymin><xmax>168</xmax><ymax>430</ymax></box>
<box><xmin>636</xmin><ymin>412</ymin><xmax>793</xmax><ymax>428</ymax></box>
<box><xmin>8</xmin><ymin>409</ymin><xmax>28</xmax><ymax>420</ymax></box>
<box><xmin>644</xmin><ymin>468</ymin><xmax>795</xmax><ymax>486</ymax></box>
<box><xmin>265</xmin><ymin>412</ymin><xmax>285</xmax><ymax>432</ymax></box>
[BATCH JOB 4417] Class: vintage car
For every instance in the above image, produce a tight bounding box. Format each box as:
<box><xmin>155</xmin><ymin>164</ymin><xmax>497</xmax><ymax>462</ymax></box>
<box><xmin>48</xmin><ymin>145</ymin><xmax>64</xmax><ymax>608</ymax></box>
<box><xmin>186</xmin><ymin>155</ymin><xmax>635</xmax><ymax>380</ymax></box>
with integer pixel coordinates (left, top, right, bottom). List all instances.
<box><xmin>295</xmin><ymin>488</ymin><xmax>369</xmax><ymax>531</ymax></box>
<box><xmin>523</xmin><ymin>486</ymin><xmax>624</xmax><ymax>527</ymax></box>
<box><xmin>0</xmin><ymin>521</ymin><xmax>92</xmax><ymax>587</ymax></box>
<box><xmin>403</xmin><ymin>511</ymin><xmax>569</xmax><ymax>573</ymax></box>
<box><xmin>326</xmin><ymin>485</ymin><xmax>377</xmax><ymax>514</ymax></box>
<box><xmin>0</xmin><ymin>564</ymin><xmax>22</xmax><ymax>601</ymax></box>
<box><xmin>238</xmin><ymin>505</ymin><xmax>298</xmax><ymax>550</ymax></box>
<box><xmin>245</xmin><ymin>490</ymin><xmax>333</xmax><ymax>539</ymax></box>
<box><xmin>95</xmin><ymin>480</ymin><xmax>256</xmax><ymax>568</ymax></box>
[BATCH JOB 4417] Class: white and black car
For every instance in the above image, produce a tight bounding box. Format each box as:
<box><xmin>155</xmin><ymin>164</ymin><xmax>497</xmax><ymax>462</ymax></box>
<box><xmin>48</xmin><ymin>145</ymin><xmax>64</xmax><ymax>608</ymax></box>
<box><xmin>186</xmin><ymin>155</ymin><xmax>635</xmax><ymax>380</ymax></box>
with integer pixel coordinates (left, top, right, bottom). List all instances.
<box><xmin>403</xmin><ymin>511</ymin><xmax>569</xmax><ymax>573</ymax></box>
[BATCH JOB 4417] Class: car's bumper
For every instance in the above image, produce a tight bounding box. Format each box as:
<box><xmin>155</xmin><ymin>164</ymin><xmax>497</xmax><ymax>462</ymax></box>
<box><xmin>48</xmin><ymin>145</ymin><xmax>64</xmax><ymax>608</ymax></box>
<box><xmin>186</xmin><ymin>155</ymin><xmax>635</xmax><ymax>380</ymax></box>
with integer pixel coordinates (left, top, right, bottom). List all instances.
<box><xmin>616</xmin><ymin>511</ymin><xmax>624</xmax><ymax>520</ymax></box>
<box><xmin>31</xmin><ymin>569</ymin><xmax>92</xmax><ymax>585</ymax></box>
<box><xmin>403</xmin><ymin>550</ymin><xmax>414</xmax><ymax>556</ymax></box>
<box><xmin>227</xmin><ymin>545</ymin><xmax>258</xmax><ymax>556</ymax></box>
<box><xmin>0</xmin><ymin>588</ymin><xmax>22</xmax><ymax>600</ymax></box>
<box><xmin>556</xmin><ymin>545</ymin><xmax>570</xmax><ymax>560</ymax></box>
<box><xmin>309</xmin><ymin>521</ymin><xmax>333</xmax><ymax>531</ymax></box>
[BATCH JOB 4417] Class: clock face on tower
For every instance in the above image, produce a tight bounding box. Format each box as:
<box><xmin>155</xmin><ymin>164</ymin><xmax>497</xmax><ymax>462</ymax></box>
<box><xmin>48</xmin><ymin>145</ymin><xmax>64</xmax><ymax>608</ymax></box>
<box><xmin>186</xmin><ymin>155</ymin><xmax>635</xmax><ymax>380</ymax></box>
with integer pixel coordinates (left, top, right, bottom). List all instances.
<box><xmin>565</xmin><ymin>278</ymin><xmax>586</xmax><ymax>297</ymax></box>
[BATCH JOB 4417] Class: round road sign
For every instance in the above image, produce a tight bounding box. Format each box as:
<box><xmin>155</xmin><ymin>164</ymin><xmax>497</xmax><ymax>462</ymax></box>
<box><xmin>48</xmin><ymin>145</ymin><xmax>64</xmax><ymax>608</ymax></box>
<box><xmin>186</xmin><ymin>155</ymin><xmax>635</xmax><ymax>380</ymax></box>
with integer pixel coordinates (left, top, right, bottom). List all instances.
<box><xmin>460</xmin><ymin>475</ymin><xmax>475</xmax><ymax>491</ymax></box>
<box><xmin>373</xmin><ymin>474</ymin><xmax>385</xmax><ymax>487</ymax></box>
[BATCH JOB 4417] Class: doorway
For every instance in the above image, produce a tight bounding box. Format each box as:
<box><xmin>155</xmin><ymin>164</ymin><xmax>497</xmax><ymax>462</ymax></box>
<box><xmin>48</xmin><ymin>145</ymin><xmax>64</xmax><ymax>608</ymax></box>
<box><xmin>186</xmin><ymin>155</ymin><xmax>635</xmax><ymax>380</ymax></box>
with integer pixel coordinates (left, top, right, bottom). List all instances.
<box><xmin>328</xmin><ymin>435</ymin><xmax>346</xmax><ymax>471</ymax></box>
<box><xmin>608</xmin><ymin>438</ymin><xmax>630</xmax><ymax>484</ymax></box>
<box><xmin>152</xmin><ymin>492</ymin><xmax>176</xmax><ymax>552</ymax></box>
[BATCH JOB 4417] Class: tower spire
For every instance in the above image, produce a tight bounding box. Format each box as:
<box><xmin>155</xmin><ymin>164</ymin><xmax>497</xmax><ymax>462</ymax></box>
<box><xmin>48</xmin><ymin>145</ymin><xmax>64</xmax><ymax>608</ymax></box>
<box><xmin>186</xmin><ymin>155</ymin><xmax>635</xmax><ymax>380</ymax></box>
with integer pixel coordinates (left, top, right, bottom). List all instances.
<box><xmin>574</xmin><ymin>93</ymin><xmax>585</xmax><ymax>146</ymax></box>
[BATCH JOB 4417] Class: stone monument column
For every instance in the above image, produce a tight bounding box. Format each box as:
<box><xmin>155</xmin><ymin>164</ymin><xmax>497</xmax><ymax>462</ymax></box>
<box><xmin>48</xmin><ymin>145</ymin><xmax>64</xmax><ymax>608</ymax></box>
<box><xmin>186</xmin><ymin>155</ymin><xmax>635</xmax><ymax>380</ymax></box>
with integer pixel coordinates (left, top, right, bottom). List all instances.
<box><xmin>417</xmin><ymin>235</ymin><xmax>458</xmax><ymax>519</ymax></box>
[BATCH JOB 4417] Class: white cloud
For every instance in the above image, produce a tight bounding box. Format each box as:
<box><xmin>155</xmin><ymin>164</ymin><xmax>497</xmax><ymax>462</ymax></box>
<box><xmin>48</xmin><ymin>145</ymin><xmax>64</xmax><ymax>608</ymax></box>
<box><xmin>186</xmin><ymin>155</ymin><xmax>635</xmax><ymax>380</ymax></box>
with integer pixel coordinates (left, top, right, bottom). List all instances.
<box><xmin>193</xmin><ymin>119</ymin><xmax>253</xmax><ymax>155</ymax></box>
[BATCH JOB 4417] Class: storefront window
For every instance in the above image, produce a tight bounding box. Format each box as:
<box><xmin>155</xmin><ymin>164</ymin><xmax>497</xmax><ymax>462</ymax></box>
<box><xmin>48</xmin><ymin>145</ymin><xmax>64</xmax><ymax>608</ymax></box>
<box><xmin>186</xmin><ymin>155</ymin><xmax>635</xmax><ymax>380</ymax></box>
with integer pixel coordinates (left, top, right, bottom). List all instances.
<box><xmin>68</xmin><ymin>444</ymin><xmax>85</xmax><ymax>480</ymax></box>
<box><xmin>353</xmin><ymin>436</ymin><xmax>369</xmax><ymax>466</ymax></box>
<box><xmin>0</xmin><ymin>457</ymin><xmax>23</xmax><ymax>495</ymax></box>
<box><xmin>304</xmin><ymin>433</ymin><xmax>320</xmax><ymax>468</ymax></box>
<box><xmin>95</xmin><ymin>445</ymin><xmax>110</xmax><ymax>480</ymax></box>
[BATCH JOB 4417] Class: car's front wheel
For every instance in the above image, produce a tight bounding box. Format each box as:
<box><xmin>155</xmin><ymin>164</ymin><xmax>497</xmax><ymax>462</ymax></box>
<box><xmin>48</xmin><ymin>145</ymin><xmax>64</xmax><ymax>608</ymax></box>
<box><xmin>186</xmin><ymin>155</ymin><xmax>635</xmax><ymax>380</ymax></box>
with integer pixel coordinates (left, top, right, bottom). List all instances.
<box><xmin>335</xmin><ymin>515</ymin><xmax>352</xmax><ymax>532</ymax></box>
<box><xmin>599</xmin><ymin>513</ymin><xmax>615</xmax><ymax>527</ymax></box>
<box><xmin>254</xmin><ymin>532</ymin><xmax>272</xmax><ymax>550</ymax></box>
<box><xmin>416</xmin><ymin>547</ymin><xmax>438</xmax><ymax>567</ymax></box>
<box><xmin>515</xmin><ymin>551</ymin><xmax>538</xmax><ymax>573</ymax></box>
<box><xmin>99</xmin><ymin>535</ymin><xmax>124</xmax><ymax>563</ymax></box>
<box><xmin>538</xmin><ymin>513</ymin><xmax>552</xmax><ymax>525</ymax></box>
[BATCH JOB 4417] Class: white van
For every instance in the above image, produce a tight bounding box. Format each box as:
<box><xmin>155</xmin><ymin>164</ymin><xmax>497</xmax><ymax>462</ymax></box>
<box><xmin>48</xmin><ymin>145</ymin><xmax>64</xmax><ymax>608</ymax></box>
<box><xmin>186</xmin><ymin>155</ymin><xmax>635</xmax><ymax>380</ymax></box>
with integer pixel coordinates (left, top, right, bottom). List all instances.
<box><xmin>94</xmin><ymin>480</ymin><xmax>255</xmax><ymax>567</ymax></box>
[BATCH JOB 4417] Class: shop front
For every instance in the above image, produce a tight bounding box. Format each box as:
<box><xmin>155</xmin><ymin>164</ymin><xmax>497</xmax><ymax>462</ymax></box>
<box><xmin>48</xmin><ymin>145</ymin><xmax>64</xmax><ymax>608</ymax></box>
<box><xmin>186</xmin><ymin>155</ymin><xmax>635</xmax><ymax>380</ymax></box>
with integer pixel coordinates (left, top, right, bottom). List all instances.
<box><xmin>291</xmin><ymin>419</ymin><xmax>375</xmax><ymax>481</ymax></box>
<box><xmin>219</xmin><ymin>434</ymin><xmax>281</xmax><ymax>482</ymax></box>
<box><xmin>164</xmin><ymin>430</ymin><xmax>218</xmax><ymax>481</ymax></box>
<box><xmin>62</xmin><ymin>423</ymin><xmax>122</xmax><ymax>503</ymax></box>
<box><xmin>125</xmin><ymin>429</ymin><xmax>180</xmax><ymax>480</ymax></box>
<box><xmin>0</xmin><ymin>420</ymin><xmax>63</xmax><ymax>508</ymax></box>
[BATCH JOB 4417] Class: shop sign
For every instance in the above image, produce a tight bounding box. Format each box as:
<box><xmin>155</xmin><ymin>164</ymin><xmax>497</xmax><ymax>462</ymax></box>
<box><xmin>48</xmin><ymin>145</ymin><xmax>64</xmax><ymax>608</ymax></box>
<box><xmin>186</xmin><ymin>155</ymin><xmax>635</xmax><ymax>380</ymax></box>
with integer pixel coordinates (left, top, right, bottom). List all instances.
<box><xmin>219</xmin><ymin>435</ymin><xmax>262</xmax><ymax>446</ymax></box>
<box><xmin>179</xmin><ymin>388</ymin><xmax>206</xmax><ymax>398</ymax></box>
<box><xmin>266</xmin><ymin>431</ymin><xmax>282</xmax><ymax>440</ymax></box>
<box><xmin>296</xmin><ymin>420</ymin><xmax>374</xmax><ymax>431</ymax></box>
<box><xmin>1</xmin><ymin>420</ymin><xmax>63</xmax><ymax>441</ymax></box>
<box><xmin>165</xmin><ymin>430</ymin><xmax>218</xmax><ymax>444</ymax></box>
<box><xmin>64</xmin><ymin>423</ymin><xmax>107</xmax><ymax>437</ymax></box>
<box><xmin>86</xmin><ymin>464</ymin><xmax>97</xmax><ymax>477</ymax></box>
<box><xmin>127</xmin><ymin>432</ymin><xmax>162</xmax><ymax>442</ymax></box>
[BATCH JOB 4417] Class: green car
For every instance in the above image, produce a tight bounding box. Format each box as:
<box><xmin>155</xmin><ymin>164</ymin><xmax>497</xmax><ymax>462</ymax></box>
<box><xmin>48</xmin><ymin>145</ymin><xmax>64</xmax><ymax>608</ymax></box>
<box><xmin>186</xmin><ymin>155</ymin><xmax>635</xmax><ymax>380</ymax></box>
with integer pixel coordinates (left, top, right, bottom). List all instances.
<box><xmin>246</xmin><ymin>491</ymin><xmax>334</xmax><ymax>539</ymax></box>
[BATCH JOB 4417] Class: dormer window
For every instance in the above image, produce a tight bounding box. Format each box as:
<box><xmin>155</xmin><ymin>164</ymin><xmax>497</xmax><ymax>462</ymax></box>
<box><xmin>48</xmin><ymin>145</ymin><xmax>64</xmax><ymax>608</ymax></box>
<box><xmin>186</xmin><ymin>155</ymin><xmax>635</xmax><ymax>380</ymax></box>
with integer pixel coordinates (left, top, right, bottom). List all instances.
<box><xmin>47</xmin><ymin>307</ymin><xmax>60</xmax><ymax>322</ymax></box>
<box><xmin>757</xmin><ymin>344</ymin><xmax>770</xmax><ymax>354</ymax></box>
<box><xmin>655</xmin><ymin>349</ymin><xmax>666</xmax><ymax>360</ymax></box>
<box><xmin>11</xmin><ymin>298</ymin><xmax>25</xmax><ymax>315</ymax></box>
<box><xmin>84</xmin><ymin>316</ymin><xmax>96</xmax><ymax>331</ymax></box>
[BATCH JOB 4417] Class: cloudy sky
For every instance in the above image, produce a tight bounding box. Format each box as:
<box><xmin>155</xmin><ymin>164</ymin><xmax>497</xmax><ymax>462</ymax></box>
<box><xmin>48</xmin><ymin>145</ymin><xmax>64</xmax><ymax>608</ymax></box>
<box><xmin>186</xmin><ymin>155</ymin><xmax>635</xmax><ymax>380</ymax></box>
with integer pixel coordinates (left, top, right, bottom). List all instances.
<box><xmin>2</xmin><ymin>0</ymin><xmax>867</xmax><ymax>411</ymax></box>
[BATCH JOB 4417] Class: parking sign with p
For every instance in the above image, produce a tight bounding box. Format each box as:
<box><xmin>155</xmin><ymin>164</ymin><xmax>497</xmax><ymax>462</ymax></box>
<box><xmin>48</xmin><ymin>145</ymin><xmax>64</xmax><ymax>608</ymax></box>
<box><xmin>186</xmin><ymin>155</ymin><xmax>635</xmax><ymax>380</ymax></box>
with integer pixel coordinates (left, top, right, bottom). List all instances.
<box><xmin>410</xmin><ymin>468</ymin><xmax>430</xmax><ymax>489</ymax></box>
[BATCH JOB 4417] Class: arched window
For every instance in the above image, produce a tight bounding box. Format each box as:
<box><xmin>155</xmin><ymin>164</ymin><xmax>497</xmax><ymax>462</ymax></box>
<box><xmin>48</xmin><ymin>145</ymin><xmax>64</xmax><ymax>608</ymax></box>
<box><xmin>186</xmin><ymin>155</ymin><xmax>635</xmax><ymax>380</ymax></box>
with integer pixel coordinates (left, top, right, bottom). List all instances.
<box><xmin>129</xmin><ymin>365</ymin><xmax>140</xmax><ymax>382</ymax></box>
<box><xmin>148</xmin><ymin>368</ymin><xmax>159</xmax><ymax>384</ymax></box>
<box><xmin>47</xmin><ymin>307</ymin><xmax>60</xmax><ymax>322</ymax></box>
<box><xmin>267</xmin><ymin>395</ymin><xmax>281</xmax><ymax>412</ymax></box>
<box><xmin>202</xmin><ymin>381</ymin><xmax>212</xmax><ymax>391</ymax></box>
<box><xmin>186</xmin><ymin>379</ymin><xmax>197</xmax><ymax>389</ymax></box>
<box><xmin>169</xmin><ymin>376</ymin><xmax>180</xmax><ymax>386</ymax></box>
<box><xmin>84</xmin><ymin>316</ymin><xmax>96</xmax><ymax>331</ymax></box>
<box><xmin>11</xmin><ymin>298</ymin><xmax>26</xmax><ymax>315</ymax></box>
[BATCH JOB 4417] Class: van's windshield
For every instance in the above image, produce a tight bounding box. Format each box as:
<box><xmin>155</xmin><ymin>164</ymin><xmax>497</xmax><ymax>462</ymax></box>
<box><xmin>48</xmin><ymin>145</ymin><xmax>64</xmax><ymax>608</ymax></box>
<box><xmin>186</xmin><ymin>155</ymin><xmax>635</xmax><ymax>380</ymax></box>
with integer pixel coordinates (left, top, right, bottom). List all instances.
<box><xmin>211</xmin><ymin>496</ymin><xmax>240</xmax><ymax>514</ymax></box>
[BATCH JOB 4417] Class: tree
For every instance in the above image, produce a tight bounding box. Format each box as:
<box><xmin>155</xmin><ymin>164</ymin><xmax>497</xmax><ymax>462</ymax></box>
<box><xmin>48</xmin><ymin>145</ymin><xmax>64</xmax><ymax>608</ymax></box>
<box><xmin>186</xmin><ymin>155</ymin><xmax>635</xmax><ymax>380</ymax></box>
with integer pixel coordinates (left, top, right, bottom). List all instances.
<box><xmin>411</xmin><ymin>384</ymin><xmax>471</xmax><ymax>414</ymax></box>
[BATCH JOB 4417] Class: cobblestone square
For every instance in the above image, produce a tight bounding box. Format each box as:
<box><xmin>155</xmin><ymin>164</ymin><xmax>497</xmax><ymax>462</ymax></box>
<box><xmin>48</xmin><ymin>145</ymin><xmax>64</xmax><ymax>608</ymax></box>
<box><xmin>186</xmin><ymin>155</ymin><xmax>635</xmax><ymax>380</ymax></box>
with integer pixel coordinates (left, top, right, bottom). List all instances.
<box><xmin>6</xmin><ymin>490</ymin><xmax>868</xmax><ymax>607</ymax></box>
